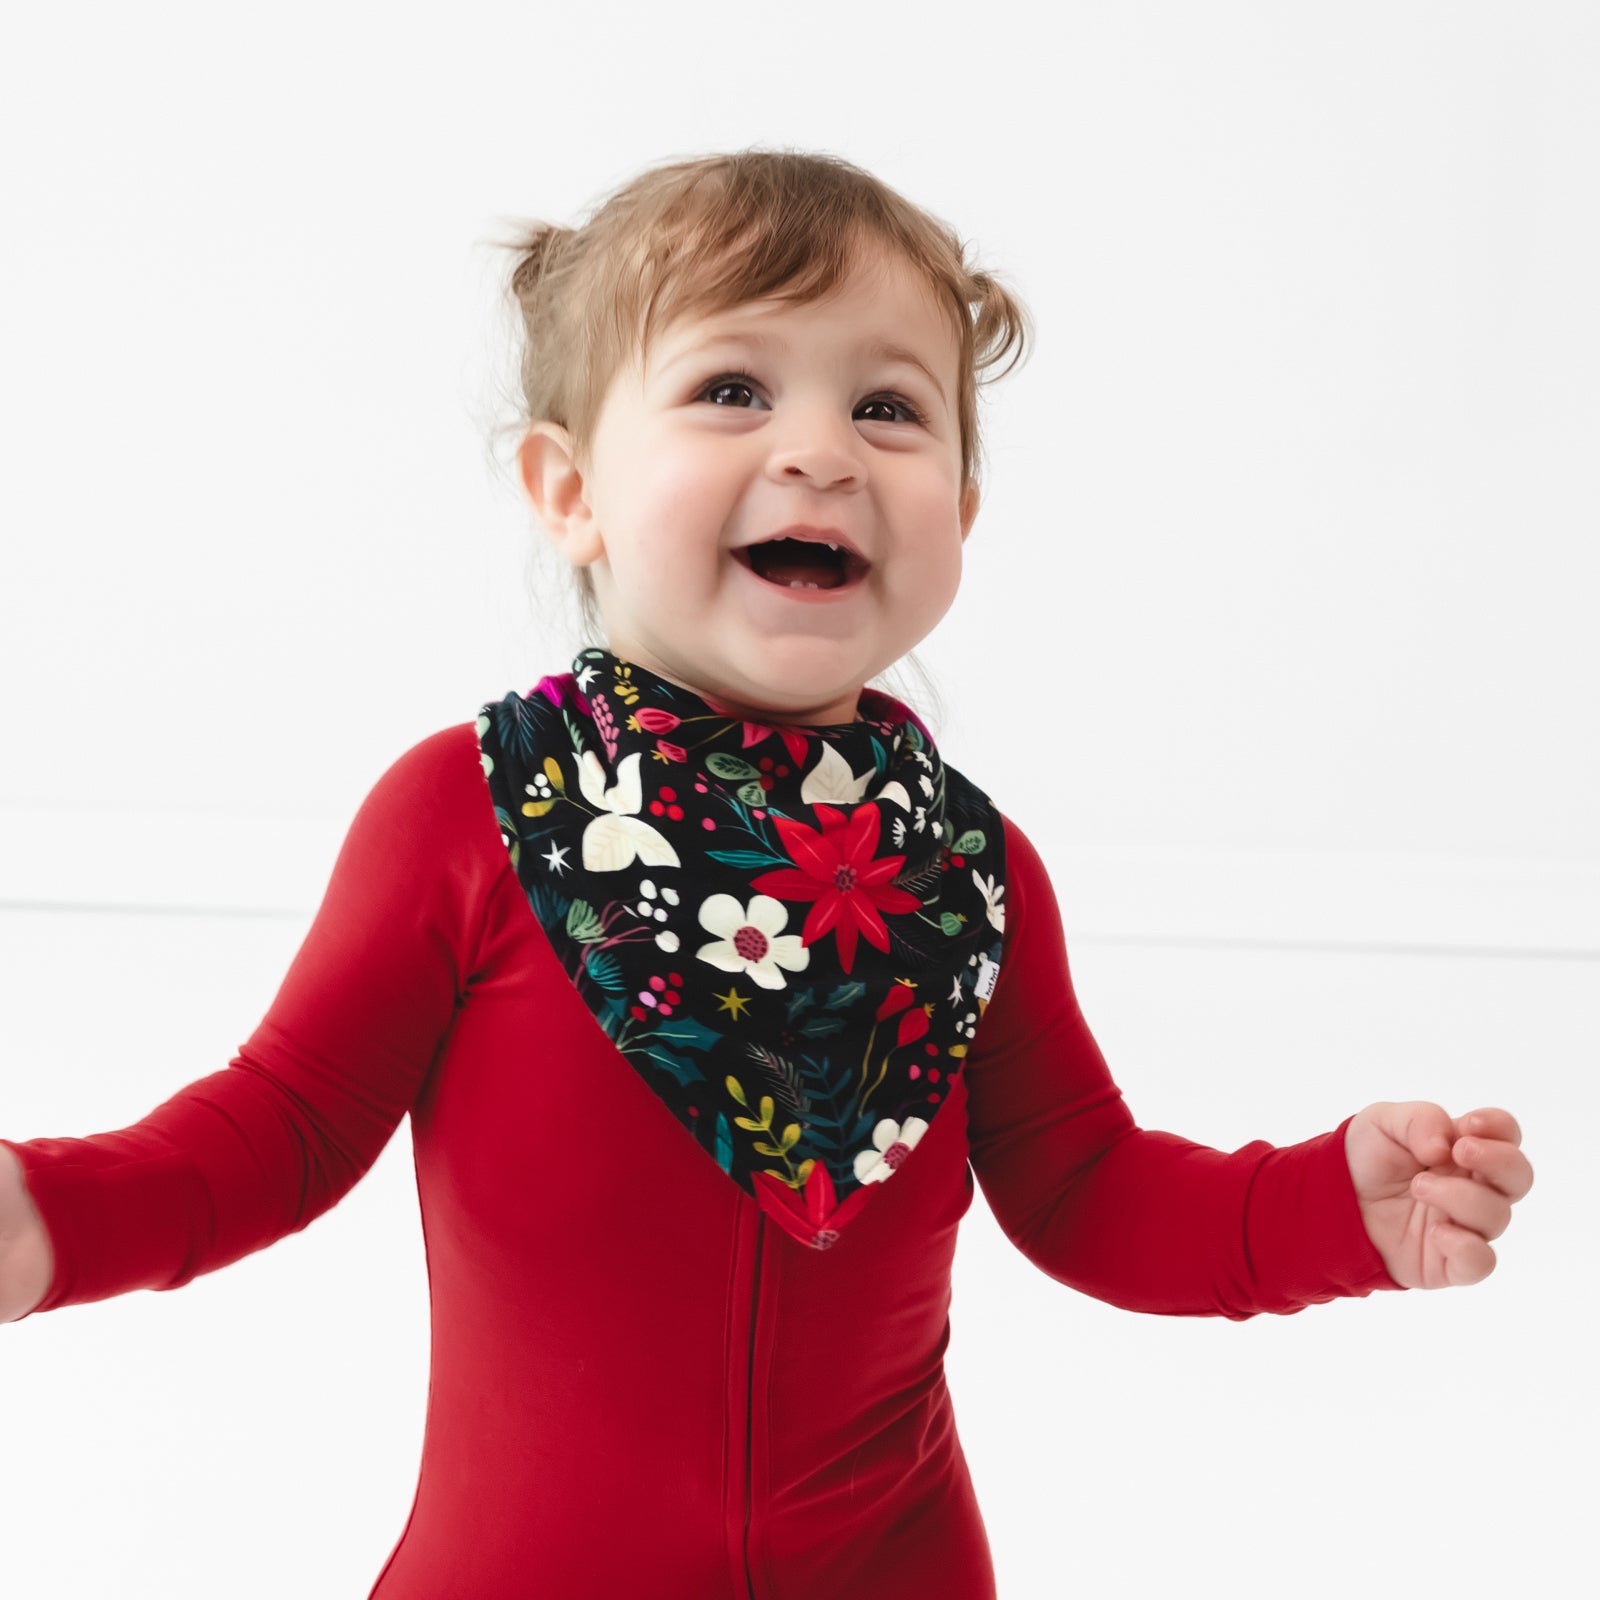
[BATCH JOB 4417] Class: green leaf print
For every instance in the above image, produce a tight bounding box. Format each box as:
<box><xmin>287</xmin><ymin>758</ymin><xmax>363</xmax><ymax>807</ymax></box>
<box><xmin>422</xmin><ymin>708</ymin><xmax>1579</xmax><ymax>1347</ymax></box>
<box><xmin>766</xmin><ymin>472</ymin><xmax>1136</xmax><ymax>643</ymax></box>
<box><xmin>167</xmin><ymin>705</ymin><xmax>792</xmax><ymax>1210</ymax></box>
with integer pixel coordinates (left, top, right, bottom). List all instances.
<box><xmin>586</xmin><ymin>950</ymin><xmax>626</xmax><ymax>991</ymax></box>
<box><xmin>653</xmin><ymin>1014</ymin><xmax>723</xmax><ymax>1054</ymax></box>
<box><xmin>705</xmin><ymin>752</ymin><xmax>762</xmax><ymax>781</ymax></box>
<box><xmin>645</xmin><ymin>1045</ymin><xmax>704</xmax><ymax>1087</ymax></box>
<box><xmin>566</xmin><ymin>899</ymin><xmax>605</xmax><ymax>943</ymax></box>
<box><xmin>527</xmin><ymin>881</ymin><xmax>572</xmax><ymax>929</ymax></box>
<box><xmin>950</xmin><ymin>829</ymin><xmax>987</xmax><ymax>855</ymax></box>
<box><xmin>714</xmin><ymin>1113</ymin><xmax>734</xmax><ymax>1173</ymax></box>
<box><xmin>707</xmin><ymin>849</ymin><xmax>787</xmax><ymax>870</ymax></box>
<box><xmin>800</xmin><ymin>1014</ymin><xmax>845</xmax><ymax>1038</ymax></box>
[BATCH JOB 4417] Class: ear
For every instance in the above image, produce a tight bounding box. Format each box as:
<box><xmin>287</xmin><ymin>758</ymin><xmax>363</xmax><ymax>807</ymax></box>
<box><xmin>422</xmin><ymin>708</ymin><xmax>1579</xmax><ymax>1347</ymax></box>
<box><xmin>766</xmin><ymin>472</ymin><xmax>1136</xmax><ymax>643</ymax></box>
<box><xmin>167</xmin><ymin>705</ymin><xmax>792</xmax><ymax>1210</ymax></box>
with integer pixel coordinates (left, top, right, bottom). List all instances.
<box><xmin>958</xmin><ymin>480</ymin><xmax>980</xmax><ymax>543</ymax></box>
<box><xmin>517</xmin><ymin>423</ymin><xmax>604</xmax><ymax>567</ymax></box>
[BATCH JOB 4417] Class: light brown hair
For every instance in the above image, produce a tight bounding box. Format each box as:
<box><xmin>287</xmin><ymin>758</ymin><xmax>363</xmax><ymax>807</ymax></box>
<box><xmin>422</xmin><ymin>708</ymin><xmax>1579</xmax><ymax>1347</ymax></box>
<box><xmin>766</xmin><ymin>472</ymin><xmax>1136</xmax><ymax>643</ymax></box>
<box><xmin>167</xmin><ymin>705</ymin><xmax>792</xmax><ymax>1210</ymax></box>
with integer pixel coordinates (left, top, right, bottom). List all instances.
<box><xmin>485</xmin><ymin>146</ymin><xmax>1033</xmax><ymax>728</ymax></box>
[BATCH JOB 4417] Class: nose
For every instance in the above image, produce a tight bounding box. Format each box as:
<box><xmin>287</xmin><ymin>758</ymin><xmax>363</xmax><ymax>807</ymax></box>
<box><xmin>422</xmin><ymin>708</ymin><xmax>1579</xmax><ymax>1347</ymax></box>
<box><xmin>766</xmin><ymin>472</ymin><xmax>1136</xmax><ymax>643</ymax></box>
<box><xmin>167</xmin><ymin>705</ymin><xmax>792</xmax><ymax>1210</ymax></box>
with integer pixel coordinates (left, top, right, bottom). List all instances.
<box><xmin>764</xmin><ymin>405</ymin><xmax>864</xmax><ymax>491</ymax></box>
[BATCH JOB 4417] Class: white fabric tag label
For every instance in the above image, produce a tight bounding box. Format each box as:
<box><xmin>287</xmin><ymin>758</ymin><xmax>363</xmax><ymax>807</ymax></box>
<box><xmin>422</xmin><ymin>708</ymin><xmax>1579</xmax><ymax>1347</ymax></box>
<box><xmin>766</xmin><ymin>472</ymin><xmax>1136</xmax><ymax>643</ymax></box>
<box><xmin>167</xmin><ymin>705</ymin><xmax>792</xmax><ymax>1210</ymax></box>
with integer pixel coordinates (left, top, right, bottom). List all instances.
<box><xmin>975</xmin><ymin>954</ymin><xmax>1000</xmax><ymax>1001</ymax></box>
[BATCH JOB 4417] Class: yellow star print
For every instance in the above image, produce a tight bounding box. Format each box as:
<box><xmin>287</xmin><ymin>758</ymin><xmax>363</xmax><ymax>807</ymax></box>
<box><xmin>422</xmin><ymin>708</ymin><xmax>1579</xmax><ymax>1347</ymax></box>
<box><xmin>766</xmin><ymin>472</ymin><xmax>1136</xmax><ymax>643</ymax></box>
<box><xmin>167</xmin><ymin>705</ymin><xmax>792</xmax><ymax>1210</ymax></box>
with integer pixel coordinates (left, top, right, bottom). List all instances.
<box><xmin>713</xmin><ymin>987</ymin><xmax>751</xmax><ymax>1021</ymax></box>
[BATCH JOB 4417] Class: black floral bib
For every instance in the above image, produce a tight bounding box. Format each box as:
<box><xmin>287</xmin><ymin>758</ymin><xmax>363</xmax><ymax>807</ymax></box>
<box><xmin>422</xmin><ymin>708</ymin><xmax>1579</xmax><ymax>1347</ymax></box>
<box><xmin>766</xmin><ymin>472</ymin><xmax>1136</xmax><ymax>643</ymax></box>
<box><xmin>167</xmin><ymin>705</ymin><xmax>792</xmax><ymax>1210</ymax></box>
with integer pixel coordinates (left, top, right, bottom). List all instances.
<box><xmin>475</xmin><ymin>647</ymin><xmax>1007</xmax><ymax>1250</ymax></box>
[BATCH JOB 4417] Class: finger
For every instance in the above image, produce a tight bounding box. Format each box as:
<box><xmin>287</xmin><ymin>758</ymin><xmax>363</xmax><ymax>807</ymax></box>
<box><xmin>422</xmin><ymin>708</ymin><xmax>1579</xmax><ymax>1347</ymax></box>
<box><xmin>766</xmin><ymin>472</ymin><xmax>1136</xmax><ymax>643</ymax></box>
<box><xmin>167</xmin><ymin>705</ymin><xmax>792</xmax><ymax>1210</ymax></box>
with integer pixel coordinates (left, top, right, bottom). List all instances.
<box><xmin>1451</xmin><ymin>1135</ymin><xmax>1535</xmax><ymax>1202</ymax></box>
<box><xmin>1457</xmin><ymin>1107</ymin><xmax>1522</xmax><ymax>1147</ymax></box>
<box><xmin>1378</xmin><ymin>1100</ymin><xmax>1457</xmax><ymax>1169</ymax></box>
<box><xmin>1429</xmin><ymin>1220</ymin><xmax>1496</xmax><ymax>1288</ymax></box>
<box><xmin>1411</xmin><ymin>1172</ymin><xmax>1514</xmax><ymax>1240</ymax></box>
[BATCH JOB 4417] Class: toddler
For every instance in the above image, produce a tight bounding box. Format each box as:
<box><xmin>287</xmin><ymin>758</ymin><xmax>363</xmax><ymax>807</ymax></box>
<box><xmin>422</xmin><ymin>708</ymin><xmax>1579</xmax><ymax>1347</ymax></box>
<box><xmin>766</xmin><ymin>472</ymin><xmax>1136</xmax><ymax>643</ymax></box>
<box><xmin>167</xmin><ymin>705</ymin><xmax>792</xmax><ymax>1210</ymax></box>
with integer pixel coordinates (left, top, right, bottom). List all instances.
<box><xmin>0</xmin><ymin>148</ymin><xmax>1533</xmax><ymax>1600</ymax></box>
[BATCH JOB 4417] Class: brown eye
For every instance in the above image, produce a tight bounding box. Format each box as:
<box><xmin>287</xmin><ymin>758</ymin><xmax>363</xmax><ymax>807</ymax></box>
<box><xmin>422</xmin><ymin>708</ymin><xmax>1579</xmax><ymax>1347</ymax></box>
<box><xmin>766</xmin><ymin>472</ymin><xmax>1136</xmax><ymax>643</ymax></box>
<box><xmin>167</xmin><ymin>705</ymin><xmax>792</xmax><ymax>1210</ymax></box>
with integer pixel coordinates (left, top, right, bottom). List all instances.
<box><xmin>857</xmin><ymin>395</ymin><xmax>925</xmax><ymax>425</ymax></box>
<box><xmin>696</xmin><ymin>370</ymin><xmax>765</xmax><ymax>408</ymax></box>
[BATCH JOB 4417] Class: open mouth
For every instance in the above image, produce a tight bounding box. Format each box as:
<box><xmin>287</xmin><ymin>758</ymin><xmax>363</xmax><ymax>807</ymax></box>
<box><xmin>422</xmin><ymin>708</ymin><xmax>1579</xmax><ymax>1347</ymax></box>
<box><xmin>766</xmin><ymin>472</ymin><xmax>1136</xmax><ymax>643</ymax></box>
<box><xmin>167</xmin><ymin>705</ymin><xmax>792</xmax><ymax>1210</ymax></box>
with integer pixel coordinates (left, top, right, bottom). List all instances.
<box><xmin>733</xmin><ymin>537</ymin><xmax>871</xmax><ymax>591</ymax></box>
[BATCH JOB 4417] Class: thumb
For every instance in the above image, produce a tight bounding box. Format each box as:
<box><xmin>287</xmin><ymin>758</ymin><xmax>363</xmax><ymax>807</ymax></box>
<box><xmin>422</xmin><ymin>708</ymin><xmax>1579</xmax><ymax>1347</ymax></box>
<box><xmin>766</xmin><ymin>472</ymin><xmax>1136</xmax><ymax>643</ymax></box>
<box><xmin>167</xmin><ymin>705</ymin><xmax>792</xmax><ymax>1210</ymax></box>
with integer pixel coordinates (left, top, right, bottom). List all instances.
<box><xmin>1373</xmin><ymin>1100</ymin><xmax>1456</xmax><ymax>1171</ymax></box>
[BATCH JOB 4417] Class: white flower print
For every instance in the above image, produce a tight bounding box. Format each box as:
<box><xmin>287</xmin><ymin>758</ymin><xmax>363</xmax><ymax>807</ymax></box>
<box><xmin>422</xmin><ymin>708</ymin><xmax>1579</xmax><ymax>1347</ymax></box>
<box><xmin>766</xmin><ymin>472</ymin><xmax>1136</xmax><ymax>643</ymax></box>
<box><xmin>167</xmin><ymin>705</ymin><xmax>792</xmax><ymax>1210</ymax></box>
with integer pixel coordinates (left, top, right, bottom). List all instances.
<box><xmin>656</xmin><ymin>929</ymin><xmax>680</xmax><ymax>953</ymax></box>
<box><xmin>695</xmin><ymin>893</ymin><xmax>810</xmax><ymax>991</ymax></box>
<box><xmin>913</xmin><ymin>805</ymin><xmax>926</xmax><ymax>834</ymax></box>
<box><xmin>918</xmin><ymin>773</ymin><xmax>934</xmax><ymax>800</ymax></box>
<box><xmin>874</xmin><ymin>779</ymin><xmax>913</xmax><ymax>813</ymax></box>
<box><xmin>891</xmin><ymin>816</ymin><xmax>906</xmax><ymax>848</ymax></box>
<box><xmin>576</xmin><ymin>750</ymin><xmax>681</xmax><ymax>872</ymax></box>
<box><xmin>853</xmin><ymin>1117</ymin><xmax>930</xmax><ymax>1184</ymax></box>
<box><xmin>972</xmin><ymin>870</ymin><xmax>1005</xmax><ymax>935</ymax></box>
<box><xmin>802</xmin><ymin>743</ymin><xmax>878</xmax><ymax>805</ymax></box>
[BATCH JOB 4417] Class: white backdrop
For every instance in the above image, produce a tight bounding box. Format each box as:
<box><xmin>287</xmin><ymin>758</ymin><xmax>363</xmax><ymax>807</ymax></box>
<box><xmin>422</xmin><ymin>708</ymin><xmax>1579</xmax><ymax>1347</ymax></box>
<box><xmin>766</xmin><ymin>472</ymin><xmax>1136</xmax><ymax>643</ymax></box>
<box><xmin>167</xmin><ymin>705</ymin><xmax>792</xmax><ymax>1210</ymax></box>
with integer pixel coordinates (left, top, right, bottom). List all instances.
<box><xmin>1</xmin><ymin>2</ymin><xmax>1594</xmax><ymax>1596</ymax></box>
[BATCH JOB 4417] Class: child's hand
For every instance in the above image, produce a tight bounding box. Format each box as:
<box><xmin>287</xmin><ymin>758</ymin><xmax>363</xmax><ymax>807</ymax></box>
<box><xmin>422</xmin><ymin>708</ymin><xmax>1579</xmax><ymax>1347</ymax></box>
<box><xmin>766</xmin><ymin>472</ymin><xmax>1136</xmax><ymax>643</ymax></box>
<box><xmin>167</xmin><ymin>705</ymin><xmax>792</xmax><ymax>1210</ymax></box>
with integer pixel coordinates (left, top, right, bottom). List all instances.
<box><xmin>1344</xmin><ymin>1102</ymin><xmax>1533</xmax><ymax>1290</ymax></box>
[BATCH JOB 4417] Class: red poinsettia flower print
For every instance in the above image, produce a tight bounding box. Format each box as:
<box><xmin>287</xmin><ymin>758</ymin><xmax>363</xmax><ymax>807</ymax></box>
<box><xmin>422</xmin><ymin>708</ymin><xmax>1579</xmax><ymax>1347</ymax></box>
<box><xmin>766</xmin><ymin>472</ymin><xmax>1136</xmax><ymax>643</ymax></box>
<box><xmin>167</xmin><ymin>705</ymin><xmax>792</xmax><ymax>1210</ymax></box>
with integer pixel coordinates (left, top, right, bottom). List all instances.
<box><xmin>702</xmin><ymin>695</ymin><xmax>814</xmax><ymax>766</ymax></box>
<box><xmin>749</xmin><ymin>803</ymin><xmax>921</xmax><ymax>974</ymax></box>
<box><xmin>752</xmin><ymin>1159</ymin><xmax>874</xmax><ymax>1250</ymax></box>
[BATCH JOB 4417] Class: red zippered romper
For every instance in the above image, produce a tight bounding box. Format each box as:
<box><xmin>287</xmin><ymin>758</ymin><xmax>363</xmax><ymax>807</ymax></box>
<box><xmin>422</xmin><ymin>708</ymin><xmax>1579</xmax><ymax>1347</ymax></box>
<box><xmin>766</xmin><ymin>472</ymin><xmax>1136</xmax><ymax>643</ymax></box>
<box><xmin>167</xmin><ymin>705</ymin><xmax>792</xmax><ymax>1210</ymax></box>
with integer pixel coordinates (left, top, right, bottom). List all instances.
<box><xmin>2</xmin><ymin>723</ymin><xmax>1401</xmax><ymax>1599</ymax></box>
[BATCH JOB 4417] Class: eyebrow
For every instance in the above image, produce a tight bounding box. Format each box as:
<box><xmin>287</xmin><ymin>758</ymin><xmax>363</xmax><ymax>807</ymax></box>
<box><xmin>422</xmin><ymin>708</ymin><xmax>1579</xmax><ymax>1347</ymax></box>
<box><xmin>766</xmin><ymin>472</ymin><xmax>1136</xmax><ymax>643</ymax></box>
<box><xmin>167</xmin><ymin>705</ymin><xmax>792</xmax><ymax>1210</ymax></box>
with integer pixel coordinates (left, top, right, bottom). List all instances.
<box><xmin>660</xmin><ymin>327</ymin><xmax>949</xmax><ymax>408</ymax></box>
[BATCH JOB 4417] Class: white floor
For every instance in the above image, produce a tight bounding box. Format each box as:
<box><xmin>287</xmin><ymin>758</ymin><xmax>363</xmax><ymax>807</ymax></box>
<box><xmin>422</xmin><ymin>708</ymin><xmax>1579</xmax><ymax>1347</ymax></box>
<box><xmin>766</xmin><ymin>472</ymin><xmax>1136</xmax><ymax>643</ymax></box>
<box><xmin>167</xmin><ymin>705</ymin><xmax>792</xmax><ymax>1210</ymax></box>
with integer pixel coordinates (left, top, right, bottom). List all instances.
<box><xmin>0</xmin><ymin>905</ymin><xmax>1589</xmax><ymax>1599</ymax></box>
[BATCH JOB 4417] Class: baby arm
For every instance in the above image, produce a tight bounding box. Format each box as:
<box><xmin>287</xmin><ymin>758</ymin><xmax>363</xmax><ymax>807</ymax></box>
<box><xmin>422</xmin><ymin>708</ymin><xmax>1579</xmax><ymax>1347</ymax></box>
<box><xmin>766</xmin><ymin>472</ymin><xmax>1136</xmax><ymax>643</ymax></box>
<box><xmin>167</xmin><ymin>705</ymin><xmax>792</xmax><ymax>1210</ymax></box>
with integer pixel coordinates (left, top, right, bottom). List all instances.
<box><xmin>0</xmin><ymin>724</ymin><xmax>498</xmax><ymax>1319</ymax></box>
<box><xmin>966</xmin><ymin>818</ymin><xmax>1417</xmax><ymax>1318</ymax></box>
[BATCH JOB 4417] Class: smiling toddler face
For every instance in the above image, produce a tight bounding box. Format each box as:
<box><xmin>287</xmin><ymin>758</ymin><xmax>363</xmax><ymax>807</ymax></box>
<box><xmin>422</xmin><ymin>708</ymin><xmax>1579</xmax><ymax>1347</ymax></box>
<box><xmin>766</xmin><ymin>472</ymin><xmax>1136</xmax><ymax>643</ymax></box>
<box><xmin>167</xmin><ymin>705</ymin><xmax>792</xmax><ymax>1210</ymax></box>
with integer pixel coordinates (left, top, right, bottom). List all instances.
<box><xmin>521</xmin><ymin>243</ymin><xmax>979</xmax><ymax>726</ymax></box>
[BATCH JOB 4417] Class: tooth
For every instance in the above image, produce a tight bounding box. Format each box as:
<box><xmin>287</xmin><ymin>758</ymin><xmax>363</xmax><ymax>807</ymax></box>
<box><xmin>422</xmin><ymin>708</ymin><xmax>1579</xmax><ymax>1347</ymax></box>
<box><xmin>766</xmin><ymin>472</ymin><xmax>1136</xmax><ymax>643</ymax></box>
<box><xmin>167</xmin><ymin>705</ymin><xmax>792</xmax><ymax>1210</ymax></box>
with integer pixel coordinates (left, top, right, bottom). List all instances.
<box><xmin>787</xmin><ymin>580</ymin><xmax>820</xmax><ymax>589</ymax></box>
<box><xmin>826</xmin><ymin>542</ymin><xmax>839</xmax><ymax>551</ymax></box>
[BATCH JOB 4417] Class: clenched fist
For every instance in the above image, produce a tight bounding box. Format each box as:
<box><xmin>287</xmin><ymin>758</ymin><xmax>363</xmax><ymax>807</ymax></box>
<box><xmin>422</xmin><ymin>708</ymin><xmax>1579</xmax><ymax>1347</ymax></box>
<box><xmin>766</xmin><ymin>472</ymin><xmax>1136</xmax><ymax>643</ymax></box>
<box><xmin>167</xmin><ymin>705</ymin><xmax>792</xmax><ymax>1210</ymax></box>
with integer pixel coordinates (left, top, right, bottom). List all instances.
<box><xmin>1346</xmin><ymin>1102</ymin><xmax>1533</xmax><ymax>1290</ymax></box>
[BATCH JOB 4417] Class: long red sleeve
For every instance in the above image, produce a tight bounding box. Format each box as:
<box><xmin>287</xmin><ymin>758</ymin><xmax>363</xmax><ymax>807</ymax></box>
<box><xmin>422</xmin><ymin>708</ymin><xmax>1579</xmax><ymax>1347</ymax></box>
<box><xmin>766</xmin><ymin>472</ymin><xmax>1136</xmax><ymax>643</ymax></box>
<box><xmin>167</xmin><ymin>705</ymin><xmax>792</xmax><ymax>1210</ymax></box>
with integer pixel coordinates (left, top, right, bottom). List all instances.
<box><xmin>965</xmin><ymin>817</ymin><xmax>1402</xmax><ymax>1318</ymax></box>
<box><xmin>0</xmin><ymin>727</ymin><xmax>501</xmax><ymax>1314</ymax></box>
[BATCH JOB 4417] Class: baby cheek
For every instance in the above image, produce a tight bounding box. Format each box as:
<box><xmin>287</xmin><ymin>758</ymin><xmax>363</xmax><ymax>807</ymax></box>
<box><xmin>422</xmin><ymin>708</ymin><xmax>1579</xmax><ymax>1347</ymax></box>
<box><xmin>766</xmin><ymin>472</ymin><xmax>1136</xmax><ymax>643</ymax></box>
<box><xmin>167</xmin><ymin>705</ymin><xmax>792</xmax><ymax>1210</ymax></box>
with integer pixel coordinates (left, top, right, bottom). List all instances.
<box><xmin>649</xmin><ymin>463</ymin><xmax>740</xmax><ymax>545</ymax></box>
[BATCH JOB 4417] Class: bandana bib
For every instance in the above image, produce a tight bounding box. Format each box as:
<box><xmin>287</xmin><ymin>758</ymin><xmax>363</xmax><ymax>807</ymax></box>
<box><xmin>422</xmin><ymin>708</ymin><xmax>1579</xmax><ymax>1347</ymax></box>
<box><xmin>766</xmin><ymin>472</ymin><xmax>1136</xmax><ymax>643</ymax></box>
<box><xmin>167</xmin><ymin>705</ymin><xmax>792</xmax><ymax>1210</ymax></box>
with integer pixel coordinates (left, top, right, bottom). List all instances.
<box><xmin>475</xmin><ymin>647</ymin><xmax>1007</xmax><ymax>1250</ymax></box>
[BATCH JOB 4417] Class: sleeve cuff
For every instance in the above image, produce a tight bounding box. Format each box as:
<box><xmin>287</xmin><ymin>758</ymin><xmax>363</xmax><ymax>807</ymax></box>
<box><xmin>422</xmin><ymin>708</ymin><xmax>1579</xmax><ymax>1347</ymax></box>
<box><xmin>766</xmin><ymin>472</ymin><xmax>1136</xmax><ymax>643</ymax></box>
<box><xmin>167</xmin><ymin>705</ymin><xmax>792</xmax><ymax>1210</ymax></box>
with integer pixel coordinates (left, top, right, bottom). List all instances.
<box><xmin>1244</xmin><ymin>1113</ymin><xmax>1407</xmax><ymax>1311</ymax></box>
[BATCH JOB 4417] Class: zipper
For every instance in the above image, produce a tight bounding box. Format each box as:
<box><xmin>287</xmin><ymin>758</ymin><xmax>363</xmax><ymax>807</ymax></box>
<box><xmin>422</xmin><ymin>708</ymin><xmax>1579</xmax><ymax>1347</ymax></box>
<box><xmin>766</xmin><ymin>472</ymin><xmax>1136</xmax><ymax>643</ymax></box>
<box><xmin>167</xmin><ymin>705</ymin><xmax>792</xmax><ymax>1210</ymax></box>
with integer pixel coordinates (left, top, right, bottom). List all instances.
<box><xmin>742</xmin><ymin>1211</ymin><xmax>765</xmax><ymax>1599</ymax></box>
